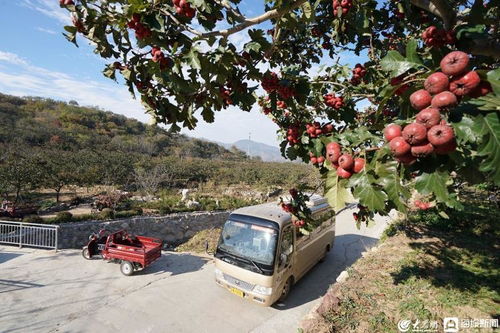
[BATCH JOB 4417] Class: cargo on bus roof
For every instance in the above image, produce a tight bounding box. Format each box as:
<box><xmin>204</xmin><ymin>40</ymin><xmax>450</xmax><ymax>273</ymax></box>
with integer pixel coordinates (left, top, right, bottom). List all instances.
<box><xmin>230</xmin><ymin>195</ymin><xmax>329</xmax><ymax>227</ymax></box>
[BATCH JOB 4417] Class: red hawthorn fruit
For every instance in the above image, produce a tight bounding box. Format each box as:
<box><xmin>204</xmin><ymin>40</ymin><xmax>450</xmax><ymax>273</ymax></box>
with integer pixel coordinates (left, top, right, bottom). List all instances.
<box><xmin>289</xmin><ymin>188</ymin><xmax>298</xmax><ymax>198</ymax></box>
<box><xmin>338</xmin><ymin>154</ymin><xmax>354</xmax><ymax>170</ymax></box>
<box><xmin>434</xmin><ymin>138</ymin><xmax>457</xmax><ymax>154</ymax></box>
<box><xmin>390</xmin><ymin>136</ymin><xmax>411</xmax><ymax>157</ymax></box>
<box><xmin>411</xmin><ymin>141</ymin><xmax>434</xmax><ymax>157</ymax></box>
<box><xmin>410</xmin><ymin>89</ymin><xmax>432</xmax><ymax>110</ymax></box>
<box><xmin>424</xmin><ymin>72</ymin><xmax>449</xmax><ymax>94</ymax></box>
<box><xmin>449</xmin><ymin>71</ymin><xmax>481</xmax><ymax>96</ymax></box>
<box><xmin>317</xmin><ymin>156</ymin><xmax>326</xmax><ymax>164</ymax></box>
<box><xmin>323</xmin><ymin>124</ymin><xmax>334</xmax><ymax>133</ymax></box>
<box><xmin>353</xmin><ymin>158</ymin><xmax>365</xmax><ymax>173</ymax></box>
<box><xmin>390</xmin><ymin>76</ymin><xmax>409</xmax><ymax>96</ymax></box>
<box><xmin>310</xmin><ymin>156</ymin><xmax>318</xmax><ymax>164</ymax></box>
<box><xmin>416</xmin><ymin>107</ymin><xmax>441</xmax><ymax>129</ymax></box>
<box><xmin>337</xmin><ymin>166</ymin><xmax>352</xmax><ymax>179</ymax></box>
<box><xmin>384</xmin><ymin>124</ymin><xmax>402</xmax><ymax>141</ymax></box>
<box><xmin>396</xmin><ymin>152</ymin><xmax>417</xmax><ymax>165</ymax></box>
<box><xmin>469</xmin><ymin>81</ymin><xmax>493</xmax><ymax>98</ymax></box>
<box><xmin>440</xmin><ymin>51</ymin><xmax>469</xmax><ymax>76</ymax></box>
<box><xmin>427</xmin><ymin>125</ymin><xmax>455</xmax><ymax>147</ymax></box>
<box><xmin>402</xmin><ymin>123</ymin><xmax>428</xmax><ymax>145</ymax></box>
<box><xmin>326</xmin><ymin>142</ymin><xmax>342</xmax><ymax>163</ymax></box>
<box><xmin>353</xmin><ymin>212</ymin><xmax>359</xmax><ymax>221</ymax></box>
<box><xmin>431</xmin><ymin>91</ymin><xmax>458</xmax><ymax>109</ymax></box>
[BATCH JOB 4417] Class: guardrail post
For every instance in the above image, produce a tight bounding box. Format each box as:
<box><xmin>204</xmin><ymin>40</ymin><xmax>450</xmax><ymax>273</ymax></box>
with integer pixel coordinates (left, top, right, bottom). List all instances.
<box><xmin>19</xmin><ymin>223</ymin><xmax>23</xmax><ymax>248</ymax></box>
<box><xmin>55</xmin><ymin>227</ymin><xmax>58</xmax><ymax>252</ymax></box>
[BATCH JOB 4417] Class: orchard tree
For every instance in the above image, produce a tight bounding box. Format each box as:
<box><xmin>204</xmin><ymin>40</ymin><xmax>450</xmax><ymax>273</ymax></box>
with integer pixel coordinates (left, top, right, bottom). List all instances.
<box><xmin>60</xmin><ymin>0</ymin><xmax>499</xmax><ymax>228</ymax></box>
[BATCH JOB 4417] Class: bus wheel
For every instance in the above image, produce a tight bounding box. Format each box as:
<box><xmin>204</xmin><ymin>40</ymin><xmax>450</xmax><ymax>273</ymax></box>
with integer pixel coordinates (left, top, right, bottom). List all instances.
<box><xmin>278</xmin><ymin>277</ymin><xmax>293</xmax><ymax>302</ymax></box>
<box><xmin>319</xmin><ymin>245</ymin><xmax>330</xmax><ymax>263</ymax></box>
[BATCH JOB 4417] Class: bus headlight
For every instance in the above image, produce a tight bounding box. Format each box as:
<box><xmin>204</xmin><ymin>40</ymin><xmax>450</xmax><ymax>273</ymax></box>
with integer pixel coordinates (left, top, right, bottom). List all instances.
<box><xmin>253</xmin><ymin>285</ymin><xmax>272</xmax><ymax>296</ymax></box>
<box><xmin>214</xmin><ymin>268</ymin><xmax>223</xmax><ymax>279</ymax></box>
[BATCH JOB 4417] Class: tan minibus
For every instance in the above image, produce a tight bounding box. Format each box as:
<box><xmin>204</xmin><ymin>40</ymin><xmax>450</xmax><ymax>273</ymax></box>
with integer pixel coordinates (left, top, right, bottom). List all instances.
<box><xmin>213</xmin><ymin>195</ymin><xmax>335</xmax><ymax>306</ymax></box>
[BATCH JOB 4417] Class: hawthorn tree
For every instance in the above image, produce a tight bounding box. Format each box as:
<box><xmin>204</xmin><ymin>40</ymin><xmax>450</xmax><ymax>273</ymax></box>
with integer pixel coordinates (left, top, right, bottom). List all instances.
<box><xmin>60</xmin><ymin>0</ymin><xmax>499</xmax><ymax>228</ymax></box>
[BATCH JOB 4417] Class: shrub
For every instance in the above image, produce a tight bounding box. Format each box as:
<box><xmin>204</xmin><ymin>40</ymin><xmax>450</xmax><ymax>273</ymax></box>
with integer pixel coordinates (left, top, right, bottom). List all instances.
<box><xmin>99</xmin><ymin>208</ymin><xmax>115</xmax><ymax>220</ymax></box>
<box><xmin>38</xmin><ymin>200</ymin><xmax>57</xmax><ymax>211</ymax></box>
<box><xmin>115</xmin><ymin>209</ymin><xmax>143</xmax><ymax>219</ymax></box>
<box><xmin>55</xmin><ymin>211</ymin><xmax>73</xmax><ymax>222</ymax></box>
<box><xmin>23</xmin><ymin>215</ymin><xmax>44</xmax><ymax>223</ymax></box>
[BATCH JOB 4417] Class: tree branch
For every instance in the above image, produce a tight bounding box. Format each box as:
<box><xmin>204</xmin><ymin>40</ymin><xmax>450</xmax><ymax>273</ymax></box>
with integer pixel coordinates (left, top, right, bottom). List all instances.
<box><xmin>214</xmin><ymin>0</ymin><xmax>246</xmax><ymax>23</ymax></box>
<box><xmin>410</xmin><ymin>0</ymin><xmax>456</xmax><ymax>30</ymax></box>
<box><xmin>163</xmin><ymin>0</ymin><xmax>307</xmax><ymax>39</ymax></box>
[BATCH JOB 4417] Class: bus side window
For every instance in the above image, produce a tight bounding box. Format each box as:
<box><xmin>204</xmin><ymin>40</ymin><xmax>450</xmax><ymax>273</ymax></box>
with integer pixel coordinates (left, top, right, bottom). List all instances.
<box><xmin>279</xmin><ymin>227</ymin><xmax>293</xmax><ymax>267</ymax></box>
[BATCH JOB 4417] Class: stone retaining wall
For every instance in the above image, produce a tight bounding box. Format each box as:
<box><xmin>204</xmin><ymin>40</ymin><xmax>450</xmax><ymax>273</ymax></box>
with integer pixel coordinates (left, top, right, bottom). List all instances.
<box><xmin>58</xmin><ymin>211</ymin><xmax>230</xmax><ymax>249</ymax></box>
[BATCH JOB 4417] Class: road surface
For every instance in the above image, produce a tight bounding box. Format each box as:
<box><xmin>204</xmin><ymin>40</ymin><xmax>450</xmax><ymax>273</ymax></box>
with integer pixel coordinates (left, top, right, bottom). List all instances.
<box><xmin>0</xmin><ymin>208</ymin><xmax>391</xmax><ymax>333</ymax></box>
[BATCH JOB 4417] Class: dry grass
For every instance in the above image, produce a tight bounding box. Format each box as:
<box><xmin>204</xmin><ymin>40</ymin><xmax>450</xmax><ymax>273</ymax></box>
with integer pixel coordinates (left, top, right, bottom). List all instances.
<box><xmin>176</xmin><ymin>228</ymin><xmax>221</xmax><ymax>253</ymax></box>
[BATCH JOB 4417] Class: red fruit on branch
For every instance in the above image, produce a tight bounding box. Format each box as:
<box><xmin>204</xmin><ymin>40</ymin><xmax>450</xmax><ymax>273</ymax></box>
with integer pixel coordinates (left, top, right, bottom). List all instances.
<box><xmin>326</xmin><ymin>142</ymin><xmax>342</xmax><ymax>163</ymax></box>
<box><xmin>434</xmin><ymin>139</ymin><xmax>457</xmax><ymax>154</ymax></box>
<box><xmin>289</xmin><ymin>188</ymin><xmax>298</xmax><ymax>198</ymax></box>
<box><xmin>390</xmin><ymin>76</ymin><xmax>409</xmax><ymax>96</ymax></box>
<box><xmin>402</xmin><ymin>123</ymin><xmax>427</xmax><ymax>145</ymax></box>
<box><xmin>427</xmin><ymin>125</ymin><xmax>455</xmax><ymax>147</ymax></box>
<box><xmin>317</xmin><ymin>156</ymin><xmax>326</xmax><ymax>164</ymax></box>
<box><xmin>390</xmin><ymin>137</ymin><xmax>411</xmax><ymax>157</ymax></box>
<box><xmin>424</xmin><ymin>72</ymin><xmax>449</xmax><ymax>94</ymax></box>
<box><xmin>410</xmin><ymin>89</ymin><xmax>432</xmax><ymax>110</ymax></box>
<box><xmin>416</xmin><ymin>107</ymin><xmax>441</xmax><ymax>129</ymax></box>
<box><xmin>431</xmin><ymin>91</ymin><xmax>458</xmax><ymax>109</ymax></box>
<box><xmin>468</xmin><ymin>81</ymin><xmax>493</xmax><ymax>98</ymax></box>
<box><xmin>440</xmin><ymin>51</ymin><xmax>469</xmax><ymax>76</ymax></box>
<box><xmin>353</xmin><ymin>212</ymin><xmax>359</xmax><ymax>221</ymax></box>
<box><xmin>411</xmin><ymin>141</ymin><xmax>434</xmax><ymax>157</ymax></box>
<box><xmin>396</xmin><ymin>152</ymin><xmax>417</xmax><ymax>165</ymax></box>
<box><xmin>262</xmin><ymin>72</ymin><xmax>280</xmax><ymax>93</ymax></box>
<box><xmin>337</xmin><ymin>167</ymin><xmax>352</xmax><ymax>179</ymax></box>
<box><xmin>338</xmin><ymin>154</ymin><xmax>354</xmax><ymax>170</ymax></box>
<box><xmin>449</xmin><ymin>71</ymin><xmax>481</xmax><ymax>96</ymax></box>
<box><xmin>384</xmin><ymin>124</ymin><xmax>402</xmax><ymax>142</ymax></box>
<box><xmin>353</xmin><ymin>158</ymin><xmax>365</xmax><ymax>173</ymax></box>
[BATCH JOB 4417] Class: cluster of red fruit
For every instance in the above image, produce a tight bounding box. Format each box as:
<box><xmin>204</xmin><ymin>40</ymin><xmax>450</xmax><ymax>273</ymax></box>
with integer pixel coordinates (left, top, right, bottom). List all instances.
<box><xmin>281</xmin><ymin>203</ymin><xmax>298</xmax><ymax>214</ymax></box>
<box><xmin>410</xmin><ymin>51</ymin><xmax>491</xmax><ymax>111</ymax></box>
<box><xmin>286</xmin><ymin>125</ymin><xmax>301</xmax><ymax>144</ymax></box>
<box><xmin>324</xmin><ymin>94</ymin><xmax>344</xmax><ymax>109</ymax></box>
<box><xmin>350</xmin><ymin>63</ymin><xmax>367</xmax><ymax>85</ymax></box>
<box><xmin>352</xmin><ymin>204</ymin><xmax>368</xmax><ymax>222</ymax></box>
<box><xmin>421</xmin><ymin>26</ymin><xmax>455</xmax><ymax>47</ymax></box>
<box><xmin>332</xmin><ymin>0</ymin><xmax>353</xmax><ymax>16</ymax></box>
<box><xmin>151</xmin><ymin>47</ymin><xmax>172</xmax><ymax>70</ymax></box>
<box><xmin>59</xmin><ymin>0</ymin><xmax>74</xmax><ymax>5</ymax></box>
<box><xmin>326</xmin><ymin>142</ymin><xmax>365</xmax><ymax>178</ymax></box>
<box><xmin>261</xmin><ymin>72</ymin><xmax>296</xmax><ymax>100</ymax></box>
<box><xmin>414</xmin><ymin>199</ymin><xmax>431</xmax><ymax>210</ymax></box>
<box><xmin>127</xmin><ymin>14</ymin><xmax>151</xmax><ymax>40</ymax></box>
<box><xmin>390</xmin><ymin>75</ymin><xmax>409</xmax><ymax>96</ymax></box>
<box><xmin>172</xmin><ymin>0</ymin><xmax>196</xmax><ymax>19</ymax></box>
<box><xmin>72</xmin><ymin>16</ymin><xmax>85</xmax><ymax>33</ymax></box>
<box><xmin>305</xmin><ymin>122</ymin><xmax>334</xmax><ymax>139</ymax></box>
<box><xmin>385</xmin><ymin>120</ymin><xmax>456</xmax><ymax>165</ymax></box>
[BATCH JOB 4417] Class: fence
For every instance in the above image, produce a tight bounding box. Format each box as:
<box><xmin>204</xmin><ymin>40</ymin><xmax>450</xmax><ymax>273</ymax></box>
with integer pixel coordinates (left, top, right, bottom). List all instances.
<box><xmin>0</xmin><ymin>221</ymin><xmax>59</xmax><ymax>251</ymax></box>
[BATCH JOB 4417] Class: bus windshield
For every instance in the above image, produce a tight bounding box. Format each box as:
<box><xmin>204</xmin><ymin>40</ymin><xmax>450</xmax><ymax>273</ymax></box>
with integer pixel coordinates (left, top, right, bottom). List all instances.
<box><xmin>217</xmin><ymin>220</ymin><xmax>278</xmax><ymax>266</ymax></box>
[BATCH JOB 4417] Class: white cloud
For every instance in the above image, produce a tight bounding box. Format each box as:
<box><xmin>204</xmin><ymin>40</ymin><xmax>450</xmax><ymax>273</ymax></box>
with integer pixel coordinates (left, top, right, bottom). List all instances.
<box><xmin>0</xmin><ymin>51</ymin><xmax>29</xmax><ymax>66</ymax></box>
<box><xmin>0</xmin><ymin>50</ymin><xmax>147</xmax><ymax>123</ymax></box>
<box><xmin>21</xmin><ymin>0</ymin><xmax>70</xmax><ymax>25</ymax></box>
<box><xmin>36</xmin><ymin>27</ymin><xmax>57</xmax><ymax>35</ymax></box>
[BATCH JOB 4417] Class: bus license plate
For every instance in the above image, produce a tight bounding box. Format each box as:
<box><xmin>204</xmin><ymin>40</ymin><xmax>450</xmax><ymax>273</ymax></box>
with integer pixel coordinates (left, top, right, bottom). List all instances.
<box><xmin>230</xmin><ymin>287</ymin><xmax>244</xmax><ymax>298</ymax></box>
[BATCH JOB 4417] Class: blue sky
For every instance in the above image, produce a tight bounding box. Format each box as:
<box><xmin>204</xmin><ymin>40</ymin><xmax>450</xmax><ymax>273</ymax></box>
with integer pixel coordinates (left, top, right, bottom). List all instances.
<box><xmin>0</xmin><ymin>0</ymin><xmax>366</xmax><ymax>147</ymax></box>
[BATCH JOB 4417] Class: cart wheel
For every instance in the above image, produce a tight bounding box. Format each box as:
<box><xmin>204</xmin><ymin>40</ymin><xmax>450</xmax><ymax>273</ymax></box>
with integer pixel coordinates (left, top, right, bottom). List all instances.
<box><xmin>120</xmin><ymin>261</ymin><xmax>134</xmax><ymax>276</ymax></box>
<box><xmin>82</xmin><ymin>247</ymin><xmax>91</xmax><ymax>260</ymax></box>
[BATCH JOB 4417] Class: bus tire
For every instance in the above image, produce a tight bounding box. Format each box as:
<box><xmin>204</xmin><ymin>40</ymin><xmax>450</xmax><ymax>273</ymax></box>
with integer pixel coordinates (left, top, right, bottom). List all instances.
<box><xmin>278</xmin><ymin>277</ymin><xmax>293</xmax><ymax>302</ymax></box>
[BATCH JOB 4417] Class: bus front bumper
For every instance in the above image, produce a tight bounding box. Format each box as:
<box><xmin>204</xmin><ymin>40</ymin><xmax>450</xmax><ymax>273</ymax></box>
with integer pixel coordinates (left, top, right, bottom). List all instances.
<box><xmin>214</xmin><ymin>277</ymin><xmax>275</xmax><ymax>307</ymax></box>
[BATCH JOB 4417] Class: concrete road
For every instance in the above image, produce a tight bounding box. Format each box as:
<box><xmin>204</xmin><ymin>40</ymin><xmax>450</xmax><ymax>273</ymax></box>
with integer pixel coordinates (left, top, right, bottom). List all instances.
<box><xmin>0</xmin><ymin>209</ymin><xmax>392</xmax><ymax>333</ymax></box>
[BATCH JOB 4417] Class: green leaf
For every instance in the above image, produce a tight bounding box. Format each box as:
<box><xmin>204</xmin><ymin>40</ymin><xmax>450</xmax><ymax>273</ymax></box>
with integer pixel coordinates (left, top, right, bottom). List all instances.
<box><xmin>473</xmin><ymin>112</ymin><xmax>500</xmax><ymax>185</ymax></box>
<box><xmin>487</xmin><ymin>68</ymin><xmax>500</xmax><ymax>96</ymax></box>
<box><xmin>324</xmin><ymin>170</ymin><xmax>354</xmax><ymax>212</ymax></box>
<box><xmin>378</xmin><ymin>162</ymin><xmax>409</xmax><ymax>212</ymax></box>
<box><xmin>184</xmin><ymin>48</ymin><xmax>201</xmax><ymax>70</ymax></box>
<box><xmin>415</xmin><ymin>171</ymin><xmax>450</xmax><ymax>204</ymax></box>
<box><xmin>300</xmin><ymin>1</ymin><xmax>314</xmax><ymax>21</ymax></box>
<box><xmin>351</xmin><ymin>173</ymin><xmax>387</xmax><ymax>211</ymax></box>
<box><xmin>380</xmin><ymin>50</ymin><xmax>423</xmax><ymax>77</ymax></box>
<box><xmin>405</xmin><ymin>38</ymin><xmax>422</xmax><ymax>65</ymax></box>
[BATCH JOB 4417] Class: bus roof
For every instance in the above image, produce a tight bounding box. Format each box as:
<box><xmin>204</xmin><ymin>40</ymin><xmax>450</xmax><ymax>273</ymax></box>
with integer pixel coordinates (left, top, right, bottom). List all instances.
<box><xmin>230</xmin><ymin>198</ymin><xmax>330</xmax><ymax>227</ymax></box>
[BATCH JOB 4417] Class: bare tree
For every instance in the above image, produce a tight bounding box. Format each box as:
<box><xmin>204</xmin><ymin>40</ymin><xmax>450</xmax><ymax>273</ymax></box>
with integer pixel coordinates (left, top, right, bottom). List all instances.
<box><xmin>134</xmin><ymin>164</ymin><xmax>173</xmax><ymax>198</ymax></box>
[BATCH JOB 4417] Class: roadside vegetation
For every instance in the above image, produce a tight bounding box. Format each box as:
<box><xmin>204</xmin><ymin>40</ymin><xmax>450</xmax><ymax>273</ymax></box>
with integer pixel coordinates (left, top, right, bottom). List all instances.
<box><xmin>301</xmin><ymin>185</ymin><xmax>499</xmax><ymax>333</ymax></box>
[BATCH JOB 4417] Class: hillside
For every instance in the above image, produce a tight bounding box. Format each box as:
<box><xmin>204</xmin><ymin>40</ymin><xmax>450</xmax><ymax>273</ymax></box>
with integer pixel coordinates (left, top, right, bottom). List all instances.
<box><xmin>0</xmin><ymin>93</ymin><xmax>246</xmax><ymax>160</ymax></box>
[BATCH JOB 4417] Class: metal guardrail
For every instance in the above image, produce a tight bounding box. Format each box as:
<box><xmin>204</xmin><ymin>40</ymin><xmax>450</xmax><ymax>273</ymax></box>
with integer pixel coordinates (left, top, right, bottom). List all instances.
<box><xmin>0</xmin><ymin>221</ymin><xmax>59</xmax><ymax>251</ymax></box>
